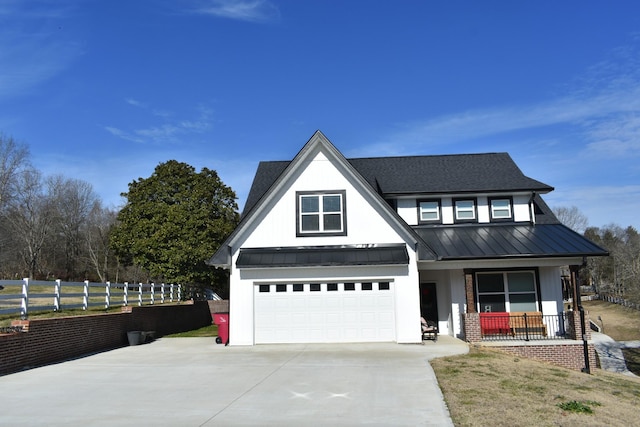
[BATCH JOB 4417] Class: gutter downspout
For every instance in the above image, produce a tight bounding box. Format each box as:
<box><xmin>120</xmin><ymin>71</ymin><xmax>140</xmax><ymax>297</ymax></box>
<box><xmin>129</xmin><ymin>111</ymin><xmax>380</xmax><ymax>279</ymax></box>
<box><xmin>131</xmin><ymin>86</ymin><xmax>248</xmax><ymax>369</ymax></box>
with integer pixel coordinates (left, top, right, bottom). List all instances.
<box><xmin>529</xmin><ymin>192</ymin><xmax>537</xmax><ymax>225</ymax></box>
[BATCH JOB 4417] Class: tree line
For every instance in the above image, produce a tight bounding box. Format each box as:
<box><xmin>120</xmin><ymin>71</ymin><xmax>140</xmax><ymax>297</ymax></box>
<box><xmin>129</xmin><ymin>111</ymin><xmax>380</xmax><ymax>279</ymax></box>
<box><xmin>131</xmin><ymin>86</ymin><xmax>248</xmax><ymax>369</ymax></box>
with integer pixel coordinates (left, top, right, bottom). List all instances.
<box><xmin>554</xmin><ymin>206</ymin><xmax>640</xmax><ymax>304</ymax></box>
<box><xmin>0</xmin><ymin>134</ymin><xmax>238</xmax><ymax>297</ymax></box>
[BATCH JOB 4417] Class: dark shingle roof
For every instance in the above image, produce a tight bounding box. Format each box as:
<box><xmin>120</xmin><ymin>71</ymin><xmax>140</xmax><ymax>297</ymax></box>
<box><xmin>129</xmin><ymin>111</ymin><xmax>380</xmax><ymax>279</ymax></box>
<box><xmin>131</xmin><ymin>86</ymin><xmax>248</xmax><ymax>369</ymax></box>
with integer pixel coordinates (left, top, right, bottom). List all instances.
<box><xmin>242</xmin><ymin>153</ymin><xmax>553</xmax><ymax>217</ymax></box>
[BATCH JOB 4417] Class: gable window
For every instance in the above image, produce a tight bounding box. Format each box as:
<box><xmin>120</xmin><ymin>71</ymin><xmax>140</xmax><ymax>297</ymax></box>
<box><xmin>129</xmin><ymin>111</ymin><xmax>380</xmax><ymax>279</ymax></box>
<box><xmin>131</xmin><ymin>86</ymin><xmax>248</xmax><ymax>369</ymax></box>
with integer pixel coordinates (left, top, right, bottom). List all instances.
<box><xmin>490</xmin><ymin>197</ymin><xmax>512</xmax><ymax>221</ymax></box>
<box><xmin>454</xmin><ymin>199</ymin><xmax>476</xmax><ymax>222</ymax></box>
<box><xmin>418</xmin><ymin>200</ymin><xmax>441</xmax><ymax>223</ymax></box>
<box><xmin>296</xmin><ymin>190</ymin><xmax>347</xmax><ymax>236</ymax></box>
<box><xmin>476</xmin><ymin>271</ymin><xmax>538</xmax><ymax>313</ymax></box>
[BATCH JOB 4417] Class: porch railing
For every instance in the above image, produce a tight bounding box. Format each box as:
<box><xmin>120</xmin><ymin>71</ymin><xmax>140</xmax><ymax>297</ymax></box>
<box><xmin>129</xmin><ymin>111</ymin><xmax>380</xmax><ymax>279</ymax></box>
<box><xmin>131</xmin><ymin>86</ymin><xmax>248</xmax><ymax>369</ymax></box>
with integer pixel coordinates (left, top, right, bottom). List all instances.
<box><xmin>480</xmin><ymin>312</ymin><xmax>568</xmax><ymax>341</ymax></box>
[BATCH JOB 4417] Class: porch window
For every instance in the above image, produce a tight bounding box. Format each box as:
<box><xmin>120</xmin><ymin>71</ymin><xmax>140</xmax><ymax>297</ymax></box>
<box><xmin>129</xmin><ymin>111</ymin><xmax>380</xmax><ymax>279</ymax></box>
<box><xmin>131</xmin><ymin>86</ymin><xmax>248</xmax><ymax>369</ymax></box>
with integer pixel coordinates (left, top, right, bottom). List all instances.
<box><xmin>476</xmin><ymin>271</ymin><xmax>538</xmax><ymax>313</ymax></box>
<box><xmin>296</xmin><ymin>190</ymin><xmax>347</xmax><ymax>236</ymax></box>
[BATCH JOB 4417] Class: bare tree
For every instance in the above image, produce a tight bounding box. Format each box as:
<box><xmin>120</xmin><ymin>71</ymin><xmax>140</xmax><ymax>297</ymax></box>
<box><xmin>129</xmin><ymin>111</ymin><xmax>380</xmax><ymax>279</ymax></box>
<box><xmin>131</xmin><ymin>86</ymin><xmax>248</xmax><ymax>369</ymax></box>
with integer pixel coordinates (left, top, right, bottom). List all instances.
<box><xmin>47</xmin><ymin>175</ymin><xmax>98</xmax><ymax>278</ymax></box>
<box><xmin>553</xmin><ymin>205</ymin><xmax>589</xmax><ymax>234</ymax></box>
<box><xmin>84</xmin><ymin>201</ymin><xmax>117</xmax><ymax>282</ymax></box>
<box><xmin>3</xmin><ymin>169</ymin><xmax>55</xmax><ymax>278</ymax></box>
<box><xmin>0</xmin><ymin>134</ymin><xmax>30</xmax><ymax>210</ymax></box>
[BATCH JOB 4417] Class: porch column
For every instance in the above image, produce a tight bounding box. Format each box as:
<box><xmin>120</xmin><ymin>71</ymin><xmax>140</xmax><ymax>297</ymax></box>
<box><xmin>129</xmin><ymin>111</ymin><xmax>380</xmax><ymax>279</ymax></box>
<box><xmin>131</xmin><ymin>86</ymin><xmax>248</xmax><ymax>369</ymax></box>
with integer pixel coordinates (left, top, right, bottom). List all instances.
<box><xmin>464</xmin><ymin>270</ymin><xmax>476</xmax><ymax>313</ymax></box>
<box><xmin>463</xmin><ymin>270</ymin><xmax>482</xmax><ymax>342</ymax></box>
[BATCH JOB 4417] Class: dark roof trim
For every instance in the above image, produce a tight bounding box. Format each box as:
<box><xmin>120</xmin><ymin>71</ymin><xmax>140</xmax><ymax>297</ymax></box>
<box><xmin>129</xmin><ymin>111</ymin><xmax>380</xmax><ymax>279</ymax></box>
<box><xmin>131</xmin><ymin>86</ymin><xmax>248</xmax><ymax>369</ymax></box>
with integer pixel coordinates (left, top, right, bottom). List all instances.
<box><xmin>236</xmin><ymin>244</ymin><xmax>409</xmax><ymax>268</ymax></box>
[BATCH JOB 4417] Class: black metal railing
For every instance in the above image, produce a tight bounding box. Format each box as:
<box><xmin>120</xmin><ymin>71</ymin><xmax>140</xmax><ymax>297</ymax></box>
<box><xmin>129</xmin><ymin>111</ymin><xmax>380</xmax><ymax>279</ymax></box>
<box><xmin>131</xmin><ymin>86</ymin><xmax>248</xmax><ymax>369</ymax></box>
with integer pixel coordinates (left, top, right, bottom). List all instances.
<box><xmin>480</xmin><ymin>312</ymin><xmax>568</xmax><ymax>341</ymax></box>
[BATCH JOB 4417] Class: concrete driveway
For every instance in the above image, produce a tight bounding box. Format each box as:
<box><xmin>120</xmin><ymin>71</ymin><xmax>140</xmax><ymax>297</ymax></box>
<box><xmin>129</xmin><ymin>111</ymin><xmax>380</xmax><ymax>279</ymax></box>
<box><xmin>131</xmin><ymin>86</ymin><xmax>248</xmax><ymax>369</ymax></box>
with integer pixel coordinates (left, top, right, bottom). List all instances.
<box><xmin>0</xmin><ymin>336</ymin><xmax>468</xmax><ymax>426</ymax></box>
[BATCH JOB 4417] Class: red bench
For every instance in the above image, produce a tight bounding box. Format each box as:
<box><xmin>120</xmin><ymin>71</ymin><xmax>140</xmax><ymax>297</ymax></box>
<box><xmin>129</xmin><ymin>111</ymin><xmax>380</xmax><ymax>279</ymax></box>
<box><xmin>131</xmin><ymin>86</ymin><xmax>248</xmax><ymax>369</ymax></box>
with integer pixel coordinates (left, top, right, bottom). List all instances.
<box><xmin>479</xmin><ymin>312</ymin><xmax>510</xmax><ymax>336</ymax></box>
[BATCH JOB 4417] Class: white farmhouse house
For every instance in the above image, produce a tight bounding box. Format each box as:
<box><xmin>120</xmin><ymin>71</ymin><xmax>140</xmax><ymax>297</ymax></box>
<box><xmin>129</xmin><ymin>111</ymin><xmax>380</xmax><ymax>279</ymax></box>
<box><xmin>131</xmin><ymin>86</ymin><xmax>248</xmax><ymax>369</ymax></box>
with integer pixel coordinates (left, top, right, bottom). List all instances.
<box><xmin>209</xmin><ymin>131</ymin><xmax>607</xmax><ymax>350</ymax></box>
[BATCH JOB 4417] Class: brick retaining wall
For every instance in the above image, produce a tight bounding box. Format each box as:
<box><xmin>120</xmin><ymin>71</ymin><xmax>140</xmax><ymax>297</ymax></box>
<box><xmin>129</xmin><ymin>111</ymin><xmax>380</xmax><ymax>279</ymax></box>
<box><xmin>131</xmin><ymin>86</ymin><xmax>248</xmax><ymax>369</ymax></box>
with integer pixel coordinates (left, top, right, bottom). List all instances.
<box><xmin>0</xmin><ymin>301</ymin><xmax>212</xmax><ymax>376</ymax></box>
<box><xmin>463</xmin><ymin>311</ymin><xmax>598</xmax><ymax>372</ymax></box>
<box><xmin>489</xmin><ymin>343</ymin><xmax>598</xmax><ymax>372</ymax></box>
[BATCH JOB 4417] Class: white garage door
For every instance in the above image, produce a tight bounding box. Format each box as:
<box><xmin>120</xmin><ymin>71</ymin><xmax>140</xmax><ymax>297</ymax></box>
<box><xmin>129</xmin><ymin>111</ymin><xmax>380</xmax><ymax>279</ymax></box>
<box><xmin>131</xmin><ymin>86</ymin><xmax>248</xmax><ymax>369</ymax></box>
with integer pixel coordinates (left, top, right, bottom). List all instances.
<box><xmin>254</xmin><ymin>281</ymin><xmax>396</xmax><ymax>344</ymax></box>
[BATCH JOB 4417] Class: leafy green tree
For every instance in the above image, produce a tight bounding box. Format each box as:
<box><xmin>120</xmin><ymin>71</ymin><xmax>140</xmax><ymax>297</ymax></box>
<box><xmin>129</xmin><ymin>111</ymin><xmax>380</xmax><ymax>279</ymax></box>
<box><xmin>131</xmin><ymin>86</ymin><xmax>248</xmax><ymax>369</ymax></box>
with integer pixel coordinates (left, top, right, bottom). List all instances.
<box><xmin>110</xmin><ymin>161</ymin><xmax>239</xmax><ymax>297</ymax></box>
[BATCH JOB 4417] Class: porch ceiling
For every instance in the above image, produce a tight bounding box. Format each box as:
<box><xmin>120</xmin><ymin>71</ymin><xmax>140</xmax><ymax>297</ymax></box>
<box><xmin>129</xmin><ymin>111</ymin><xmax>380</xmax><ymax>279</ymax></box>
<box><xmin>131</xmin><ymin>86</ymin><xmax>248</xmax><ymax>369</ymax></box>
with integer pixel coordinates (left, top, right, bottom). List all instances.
<box><xmin>413</xmin><ymin>224</ymin><xmax>609</xmax><ymax>261</ymax></box>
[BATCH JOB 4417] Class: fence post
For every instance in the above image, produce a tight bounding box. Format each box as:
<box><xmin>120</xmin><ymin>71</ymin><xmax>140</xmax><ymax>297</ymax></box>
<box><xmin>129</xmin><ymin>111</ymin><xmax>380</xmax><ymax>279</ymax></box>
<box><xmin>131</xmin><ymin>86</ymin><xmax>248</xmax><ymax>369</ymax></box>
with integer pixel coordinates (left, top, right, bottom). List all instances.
<box><xmin>161</xmin><ymin>283</ymin><xmax>166</xmax><ymax>304</ymax></box>
<box><xmin>54</xmin><ymin>279</ymin><xmax>61</xmax><ymax>311</ymax></box>
<box><xmin>178</xmin><ymin>284</ymin><xmax>181</xmax><ymax>301</ymax></box>
<box><xmin>105</xmin><ymin>282</ymin><xmax>111</xmax><ymax>309</ymax></box>
<box><xmin>83</xmin><ymin>280</ymin><xmax>89</xmax><ymax>310</ymax></box>
<box><xmin>124</xmin><ymin>282</ymin><xmax>129</xmax><ymax>306</ymax></box>
<box><xmin>21</xmin><ymin>278</ymin><xmax>29</xmax><ymax>319</ymax></box>
<box><xmin>170</xmin><ymin>283</ymin><xmax>174</xmax><ymax>302</ymax></box>
<box><xmin>150</xmin><ymin>282</ymin><xmax>155</xmax><ymax>305</ymax></box>
<box><xmin>138</xmin><ymin>283</ymin><xmax>143</xmax><ymax>306</ymax></box>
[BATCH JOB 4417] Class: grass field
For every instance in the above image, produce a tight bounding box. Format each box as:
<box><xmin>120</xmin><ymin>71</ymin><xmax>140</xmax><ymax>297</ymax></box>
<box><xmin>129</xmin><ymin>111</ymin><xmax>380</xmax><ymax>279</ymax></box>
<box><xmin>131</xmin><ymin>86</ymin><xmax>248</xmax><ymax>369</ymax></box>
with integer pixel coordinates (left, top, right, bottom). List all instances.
<box><xmin>432</xmin><ymin>300</ymin><xmax>640</xmax><ymax>427</ymax></box>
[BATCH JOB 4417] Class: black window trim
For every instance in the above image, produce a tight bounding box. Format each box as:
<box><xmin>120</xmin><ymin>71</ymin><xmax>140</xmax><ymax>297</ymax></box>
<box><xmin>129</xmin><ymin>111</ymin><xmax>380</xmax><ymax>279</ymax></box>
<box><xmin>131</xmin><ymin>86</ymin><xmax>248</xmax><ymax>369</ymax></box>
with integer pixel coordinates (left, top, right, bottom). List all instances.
<box><xmin>417</xmin><ymin>198</ymin><xmax>442</xmax><ymax>224</ymax></box>
<box><xmin>453</xmin><ymin>197</ymin><xmax>478</xmax><ymax>223</ymax></box>
<box><xmin>472</xmin><ymin>267</ymin><xmax>542</xmax><ymax>313</ymax></box>
<box><xmin>296</xmin><ymin>190</ymin><xmax>347</xmax><ymax>237</ymax></box>
<box><xmin>488</xmin><ymin>196</ymin><xmax>513</xmax><ymax>222</ymax></box>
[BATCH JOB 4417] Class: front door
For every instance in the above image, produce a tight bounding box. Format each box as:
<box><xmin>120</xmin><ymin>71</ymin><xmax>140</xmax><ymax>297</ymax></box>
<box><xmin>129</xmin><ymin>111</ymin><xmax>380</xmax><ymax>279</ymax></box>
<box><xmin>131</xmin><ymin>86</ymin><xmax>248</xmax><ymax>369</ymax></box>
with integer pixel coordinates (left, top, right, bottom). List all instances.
<box><xmin>419</xmin><ymin>282</ymin><xmax>438</xmax><ymax>326</ymax></box>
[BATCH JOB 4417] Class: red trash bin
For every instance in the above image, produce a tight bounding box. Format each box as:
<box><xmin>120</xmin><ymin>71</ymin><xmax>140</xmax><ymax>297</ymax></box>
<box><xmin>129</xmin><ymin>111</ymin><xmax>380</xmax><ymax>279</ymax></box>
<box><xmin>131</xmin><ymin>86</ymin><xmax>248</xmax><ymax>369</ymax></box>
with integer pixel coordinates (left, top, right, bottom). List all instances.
<box><xmin>213</xmin><ymin>313</ymin><xmax>229</xmax><ymax>345</ymax></box>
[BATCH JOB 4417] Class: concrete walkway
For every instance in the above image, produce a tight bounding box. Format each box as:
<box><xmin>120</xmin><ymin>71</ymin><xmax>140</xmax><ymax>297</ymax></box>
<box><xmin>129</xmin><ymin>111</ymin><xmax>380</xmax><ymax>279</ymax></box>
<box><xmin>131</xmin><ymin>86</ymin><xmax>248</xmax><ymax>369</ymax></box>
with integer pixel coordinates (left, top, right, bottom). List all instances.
<box><xmin>0</xmin><ymin>336</ymin><xmax>468</xmax><ymax>426</ymax></box>
<box><xmin>591</xmin><ymin>332</ymin><xmax>640</xmax><ymax>377</ymax></box>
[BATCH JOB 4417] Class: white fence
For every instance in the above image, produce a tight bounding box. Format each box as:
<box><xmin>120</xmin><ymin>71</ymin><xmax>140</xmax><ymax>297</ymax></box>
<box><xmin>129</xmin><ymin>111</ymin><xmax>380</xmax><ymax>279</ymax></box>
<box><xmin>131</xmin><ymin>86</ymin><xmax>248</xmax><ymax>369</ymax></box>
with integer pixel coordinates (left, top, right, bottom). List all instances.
<box><xmin>0</xmin><ymin>279</ymin><xmax>182</xmax><ymax>318</ymax></box>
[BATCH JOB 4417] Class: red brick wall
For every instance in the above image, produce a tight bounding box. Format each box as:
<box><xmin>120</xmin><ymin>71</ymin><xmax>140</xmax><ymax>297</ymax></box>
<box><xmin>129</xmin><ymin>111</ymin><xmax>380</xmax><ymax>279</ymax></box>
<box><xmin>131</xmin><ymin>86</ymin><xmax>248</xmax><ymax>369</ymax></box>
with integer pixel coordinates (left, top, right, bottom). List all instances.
<box><xmin>463</xmin><ymin>312</ymin><xmax>482</xmax><ymax>342</ymax></box>
<box><xmin>496</xmin><ymin>343</ymin><xmax>598</xmax><ymax>372</ymax></box>
<box><xmin>0</xmin><ymin>301</ymin><xmax>211</xmax><ymax>376</ymax></box>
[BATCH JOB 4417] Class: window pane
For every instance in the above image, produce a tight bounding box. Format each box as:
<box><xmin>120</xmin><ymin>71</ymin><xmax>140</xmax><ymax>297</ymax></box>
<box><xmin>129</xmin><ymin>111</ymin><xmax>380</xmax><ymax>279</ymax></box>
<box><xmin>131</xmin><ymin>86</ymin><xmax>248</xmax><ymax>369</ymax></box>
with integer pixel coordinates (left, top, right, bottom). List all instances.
<box><xmin>344</xmin><ymin>283</ymin><xmax>355</xmax><ymax>291</ymax></box>
<box><xmin>301</xmin><ymin>196</ymin><xmax>319</xmax><ymax>213</ymax></box>
<box><xmin>379</xmin><ymin>282</ymin><xmax>390</xmax><ymax>290</ymax></box>
<box><xmin>323</xmin><ymin>214</ymin><xmax>342</xmax><ymax>230</ymax></box>
<box><xmin>509</xmin><ymin>294</ymin><xmax>537</xmax><ymax>312</ymax></box>
<box><xmin>327</xmin><ymin>283</ymin><xmax>338</xmax><ymax>291</ymax></box>
<box><xmin>455</xmin><ymin>200</ymin><xmax>475</xmax><ymax>220</ymax></box>
<box><xmin>508</xmin><ymin>272</ymin><xmax>535</xmax><ymax>292</ymax></box>
<box><xmin>362</xmin><ymin>282</ymin><xmax>373</xmax><ymax>291</ymax></box>
<box><xmin>293</xmin><ymin>284</ymin><xmax>303</xmax><ymax>292</ymax></box>
<box><xmin>259</xmin><ymin>284</ymin><xmax>270</xmax><ymax>293</ymax></box>
<box><xmin>301</xmin><ymin>215</ymin><xmax>319</xmax><ymax>231</ymax></box>
<box><xmin>420</xmin><ymin>201</ymin><xmax>439</xmax><ymax>221</ymax></box>
<box><xmin>310</xmin><ymin>283</ymin><xmax>321</xmax><ymax>292</ymax></box>
<box><xmin>276</xmin><ymin>284</ymin><xmax>287</xmax><ymax>292</ymax></box>
<box><xmin>492</xmin><ymin>199</ymin><xmax>511</xmax><ymax>218</ymax></box>
<box><xmin>477</xmin><ymin>273</ymin><xmax>504</xmax><ymax>293</ymax></box>
<box><xmin>479</xmin><ymin>294</ymin><xmax>506</xmax><ymax>312</ymax></box>
<box><xmin>323</xmin><ymin>195</ymin><xmax>341</xmax><ymax>212</ymax></box>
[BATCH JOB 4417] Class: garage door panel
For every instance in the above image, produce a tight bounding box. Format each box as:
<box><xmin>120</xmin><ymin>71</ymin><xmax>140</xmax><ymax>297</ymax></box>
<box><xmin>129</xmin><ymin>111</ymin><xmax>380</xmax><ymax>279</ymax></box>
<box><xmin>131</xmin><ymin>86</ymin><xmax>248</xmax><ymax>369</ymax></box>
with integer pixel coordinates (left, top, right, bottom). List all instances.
<box><xmin>254</xmin><ymin>281</ymin><xmax>396</xmax><ymax>344</ymax></box>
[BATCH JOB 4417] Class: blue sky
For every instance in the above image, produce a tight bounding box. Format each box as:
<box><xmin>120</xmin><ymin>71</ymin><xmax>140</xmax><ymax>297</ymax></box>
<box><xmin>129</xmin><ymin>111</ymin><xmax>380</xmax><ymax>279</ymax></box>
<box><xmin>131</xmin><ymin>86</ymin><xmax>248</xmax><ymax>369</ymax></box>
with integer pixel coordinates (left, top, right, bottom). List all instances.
<box><xmin>2</xmin><ymin>1</ymin><xmax>640</xmax><ymax>230</ymax></box>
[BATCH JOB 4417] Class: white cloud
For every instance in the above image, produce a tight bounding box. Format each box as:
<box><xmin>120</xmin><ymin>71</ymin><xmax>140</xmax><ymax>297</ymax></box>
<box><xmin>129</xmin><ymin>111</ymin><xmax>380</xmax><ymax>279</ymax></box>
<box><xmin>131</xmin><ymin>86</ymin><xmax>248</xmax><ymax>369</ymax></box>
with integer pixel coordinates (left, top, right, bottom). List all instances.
<box><xmin>125</xmin><ymin>98</ymin><xmax>147</xmax><ymax>108</ymax></box>
<box><xmin>105</xmin><ymin>102</ymin><xmax>214</xmax><ymax>144</ymax></box>
<box><xmin>546</xmin><ymin>185</ymin><xmax>640</xmax><ymax>230</ymax></box>
<box><xmin>192</xmin><ymin>0</ymin><xmax>280</xmax><ymax>23</ymax></box>
<box><xmin>0</xmin><ymin>1</ymin><xmax>82</xmax><ymax>100</ymax></box>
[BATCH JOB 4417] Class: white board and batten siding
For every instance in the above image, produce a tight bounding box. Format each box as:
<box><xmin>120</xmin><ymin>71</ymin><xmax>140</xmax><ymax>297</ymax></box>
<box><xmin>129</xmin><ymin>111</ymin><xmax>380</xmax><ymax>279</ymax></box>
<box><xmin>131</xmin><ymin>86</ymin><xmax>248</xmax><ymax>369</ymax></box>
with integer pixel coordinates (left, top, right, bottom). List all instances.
<box><xmin>228</xmin><ymin>149</ymin><xmax>422</xmax><ymax>345</ymax></box>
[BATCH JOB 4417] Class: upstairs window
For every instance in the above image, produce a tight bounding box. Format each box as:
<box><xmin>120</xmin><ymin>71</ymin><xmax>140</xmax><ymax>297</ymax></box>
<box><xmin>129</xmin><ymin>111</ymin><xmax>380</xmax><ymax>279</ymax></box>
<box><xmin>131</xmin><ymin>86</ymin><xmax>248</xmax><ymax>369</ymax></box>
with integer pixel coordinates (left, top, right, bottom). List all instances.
<box><xmin>418</xmin><ymin>200</ymin><xmax>441</xmax><ymax>223</ymax></box>
<box><xmin>296</xmin><ymin>190</ymin><xmax>347</xmax><ymax>236</ymax></box>
<box><xmin>454</xmin><ymin>199</ymin><xmax>476</xmax><ymax>222</ymax></box>
<box><xmin>490</xmin><ymin>198</ymin><xmax>512</xmax><ymax>221</ymax></box>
